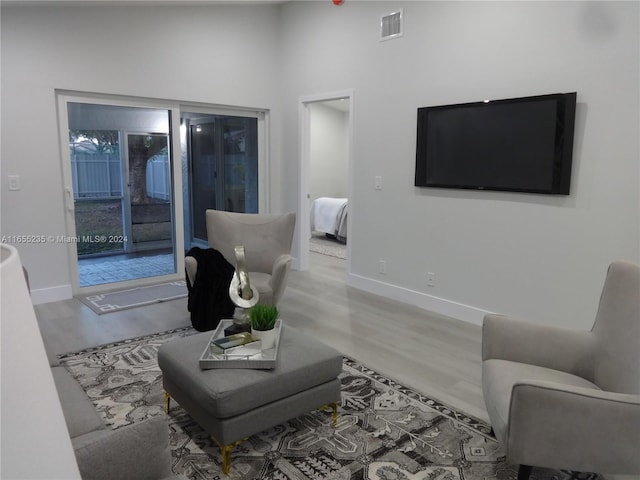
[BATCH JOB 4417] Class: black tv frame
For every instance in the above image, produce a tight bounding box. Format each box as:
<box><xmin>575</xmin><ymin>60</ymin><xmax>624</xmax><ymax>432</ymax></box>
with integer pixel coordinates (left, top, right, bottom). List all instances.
<box><xmin>415</xmin><ymin>92</ymin><xmax>577</xmax><ymax>195</ymax></box>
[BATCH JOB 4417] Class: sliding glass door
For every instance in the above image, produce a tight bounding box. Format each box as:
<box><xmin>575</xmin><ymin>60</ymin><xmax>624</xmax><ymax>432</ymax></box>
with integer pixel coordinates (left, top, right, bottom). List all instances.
<box><xmin>64</xmin><ymin>102</ymin><xmax>178</xmax><ymax>289</ymax></box>
<box><xmin>59</xmin><ymin>95</ymin><xmax>267</xmax><ymax>293</ymax></box>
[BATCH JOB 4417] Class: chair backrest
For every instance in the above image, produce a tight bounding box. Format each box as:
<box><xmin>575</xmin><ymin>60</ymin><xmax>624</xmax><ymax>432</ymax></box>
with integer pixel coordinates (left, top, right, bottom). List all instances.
<box><xmin>206</xmin><ymin>210</ymin><xmax>296</xmax><ymax>274</ymax></box>
<box><xmin>592</xmin><ymin>261</ymin><xmax>640</xmax><ymax>394</ymax></box>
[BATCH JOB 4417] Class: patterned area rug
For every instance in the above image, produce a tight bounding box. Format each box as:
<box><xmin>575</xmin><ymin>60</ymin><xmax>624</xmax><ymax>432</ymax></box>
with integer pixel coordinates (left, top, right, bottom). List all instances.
<box><xmin>59</xmin><ymin>329</ymin><xmax>601</xmax><ymax>480</ymax></box>
<box><xmin>77</xmin><ymin>280</ymin><xmax>187</xmax><ymax>314</ymax></box>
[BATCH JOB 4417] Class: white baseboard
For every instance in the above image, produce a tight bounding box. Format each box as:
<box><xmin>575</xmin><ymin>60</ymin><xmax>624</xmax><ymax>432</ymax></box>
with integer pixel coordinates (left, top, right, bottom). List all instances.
<box><xmin>30</xmin><ymin>284</ymin><xmax>72</xmax><ymax>305</ymax></box>
<box><xmin>347</xmin><ymin>273</ymin><xmax>491</xmax><ymax>326</ymax></box>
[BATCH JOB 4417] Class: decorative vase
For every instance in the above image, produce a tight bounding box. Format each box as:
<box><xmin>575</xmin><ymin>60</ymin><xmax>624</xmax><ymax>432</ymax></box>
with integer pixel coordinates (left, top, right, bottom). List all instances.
<box><xmin>251</xmin><ymin>327</ymin><xmax>276</xmax><ymax>350</ymax></box>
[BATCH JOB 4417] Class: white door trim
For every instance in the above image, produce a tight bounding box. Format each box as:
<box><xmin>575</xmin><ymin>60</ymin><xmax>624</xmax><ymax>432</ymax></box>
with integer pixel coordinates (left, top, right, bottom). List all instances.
<box><xmin>56</xmin><ymin>93</ymin><xmax>186</xmax><ymax>295</ymax></box>
<box><xmin>296</xmin><ymin>90</ymin><xmax>354</xmax><ymax>272</ymax></box>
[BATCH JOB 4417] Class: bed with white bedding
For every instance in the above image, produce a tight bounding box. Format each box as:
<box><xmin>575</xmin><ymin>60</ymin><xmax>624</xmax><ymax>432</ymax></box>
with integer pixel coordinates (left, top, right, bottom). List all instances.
<box><xmin>310</xmin><ymin>197</ymin><xmax>348</xmax><ymax>244</ymax></box>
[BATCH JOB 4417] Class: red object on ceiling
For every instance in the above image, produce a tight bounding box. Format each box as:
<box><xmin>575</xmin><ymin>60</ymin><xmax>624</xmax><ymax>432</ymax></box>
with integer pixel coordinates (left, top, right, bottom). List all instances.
<box><xmin>332</xmin><ymin>0</ymin><xmax>344</xmax><ymax>5</ymax></box>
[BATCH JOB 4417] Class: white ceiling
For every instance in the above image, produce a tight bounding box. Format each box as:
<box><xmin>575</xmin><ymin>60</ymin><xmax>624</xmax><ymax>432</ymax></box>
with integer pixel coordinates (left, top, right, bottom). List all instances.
<box><xmin>2</xmin><ymin>0</ymin><xmax>288</xmax><ymax>5</ymax></box>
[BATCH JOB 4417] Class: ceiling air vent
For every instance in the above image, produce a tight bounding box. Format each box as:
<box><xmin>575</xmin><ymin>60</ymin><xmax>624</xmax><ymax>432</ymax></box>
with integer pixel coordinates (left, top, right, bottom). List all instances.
<box><xmin>380</xmin><ymin>9</ymin><xmax>403</xmax><ymax>41</ymax></box>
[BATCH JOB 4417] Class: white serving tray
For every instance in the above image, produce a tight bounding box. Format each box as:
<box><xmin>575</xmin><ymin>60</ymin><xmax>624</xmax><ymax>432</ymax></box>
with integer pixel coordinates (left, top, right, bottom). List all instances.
<box><xmin>199</xmin><ymin>319</ymin><xmax>282</xmax><ymax>370</ymax></box>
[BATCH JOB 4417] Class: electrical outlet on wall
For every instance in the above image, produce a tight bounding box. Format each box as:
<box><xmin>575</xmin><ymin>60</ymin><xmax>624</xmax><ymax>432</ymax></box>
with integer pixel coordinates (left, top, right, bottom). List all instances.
<box><xmin>8</xmin><ymin>175</ymin><xmax>21</xmax><ymax>191</ymax></box>
<box><xmin>379</xmin><ymin>260</ymin><xmax>387</xmax><ymax>274</ymax></box>
<box><xmin>427</xmin><ymin>272</ymin><xmax>436</xmax><ymax>287</ymax></box>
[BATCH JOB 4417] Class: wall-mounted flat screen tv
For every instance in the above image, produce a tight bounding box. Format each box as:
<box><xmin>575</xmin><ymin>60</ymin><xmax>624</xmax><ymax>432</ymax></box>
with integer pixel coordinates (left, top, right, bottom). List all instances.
<box><xmin>415</xmin><ymin>92</ymin><xmax>577</xmax><ymax>195</ymax></box>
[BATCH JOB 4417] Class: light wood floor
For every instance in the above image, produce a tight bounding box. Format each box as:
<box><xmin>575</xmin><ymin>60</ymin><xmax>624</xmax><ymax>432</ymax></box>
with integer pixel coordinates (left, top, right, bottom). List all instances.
<box><xmin>35</xmin><ymin>251</ymin><xmax>488</xmax><ymax>422</ymax></box>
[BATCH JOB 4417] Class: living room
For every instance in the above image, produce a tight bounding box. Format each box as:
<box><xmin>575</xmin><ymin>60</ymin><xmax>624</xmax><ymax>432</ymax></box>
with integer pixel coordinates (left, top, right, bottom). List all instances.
<box><xmin>1</xmin><ymin>1</ymin><xmax>638</xmax><ymax>479</ymax></box>
<box><xmin>1</xmin><ymin>0</ymin><xmax>637</xmax><ymax>327</ymax></box>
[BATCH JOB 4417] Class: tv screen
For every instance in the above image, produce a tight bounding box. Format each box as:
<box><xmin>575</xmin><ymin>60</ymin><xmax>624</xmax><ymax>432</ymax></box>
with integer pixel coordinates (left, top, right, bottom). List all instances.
<box><xmin>415</xmin><ymin>92</ymin><xmax>577</xmax><ymax>195</ymax></box>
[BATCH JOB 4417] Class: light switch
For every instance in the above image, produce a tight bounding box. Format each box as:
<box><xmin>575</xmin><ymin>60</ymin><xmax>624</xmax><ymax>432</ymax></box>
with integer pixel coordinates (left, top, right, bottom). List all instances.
<box><xmin>375</xmin><ymin>176</ymin><xmax>382</xmax><ymax>190</ymax></box>
<box><xmin>8</xmin><ymin>175</ymin><xmax>21</xmax><ymax>191</ymax></box>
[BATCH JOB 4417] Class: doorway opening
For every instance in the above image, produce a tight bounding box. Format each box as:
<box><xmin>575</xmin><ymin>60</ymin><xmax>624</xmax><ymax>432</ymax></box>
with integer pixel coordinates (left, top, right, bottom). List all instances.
<box><xmin>298</xmin><ymin>91</ymin><xmax>353</xmax><ymax>272</ymax></box>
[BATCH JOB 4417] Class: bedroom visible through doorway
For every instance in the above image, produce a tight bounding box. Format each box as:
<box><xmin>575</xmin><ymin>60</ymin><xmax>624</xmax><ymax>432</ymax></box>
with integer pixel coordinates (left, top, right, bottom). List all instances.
<box><xmin>309</xmin><ymin>100</ymin><xmax>349</xmax><ymax>261</ymax></box>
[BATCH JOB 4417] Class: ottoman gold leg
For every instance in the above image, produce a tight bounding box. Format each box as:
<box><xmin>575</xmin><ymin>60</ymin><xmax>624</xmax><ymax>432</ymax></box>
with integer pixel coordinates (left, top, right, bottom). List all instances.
<box><xmin>213</xmin><ymin>437</ymin><xmax>247</xmax><ymax>475</ymax></box>
<box><xmin>220</xmin><ymin>443</ymin><xmax>234</xmax><ymax>475</ymax></box>
<box><xmin>320</xmin><ymin>402</ymin><xmax>338</xmax><ymax>426</ymax></box>
<box><xmin>331</xmin><ymin>402</ymin><xmax>338</xmax><ymax>425</ymax></box>
<box><xmin>164</xmin><ymin>392</ymin><xmax>171</xmax><ymax>414</ymax></box>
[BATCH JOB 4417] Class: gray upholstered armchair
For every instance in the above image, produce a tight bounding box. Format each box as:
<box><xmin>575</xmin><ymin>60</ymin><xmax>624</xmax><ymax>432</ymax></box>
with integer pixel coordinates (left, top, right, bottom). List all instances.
<box><xmin>482</xmin><ymin>261</ymin><xmax>640</xmax><ymax>480</ymax></box>
<box><xmin>185</xmin><ymin>210</ymin><xmax>296</xmax><ymax>306</ymax></box>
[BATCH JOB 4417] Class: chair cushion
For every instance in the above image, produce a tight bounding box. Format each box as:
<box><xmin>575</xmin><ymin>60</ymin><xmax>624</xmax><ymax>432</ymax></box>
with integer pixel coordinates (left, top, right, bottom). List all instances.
<box><xmin>482</xmin><ymin>359</ymin><xmax>600</xmax><ymax>444</ymax></box>
<box><xmin>249</xmin><ymin>271</ymin><xmax>273</xmax><ymax>305</ymax></box>
<box><xmin>592</xmin><ymin>261</ymin><xmax>640</xmax><ymax>393</ymax></box>
<box><xmin>206</xmin><ymin>211</ymin><xmax>295</xmax><ymax>275</ymax></box>
<box><xmin>51</xmin><ymin>366</ymin><xmax>105</xmax><ymax>438</ymax></box>
<box><xmin>72</xmin><ymin>415</ymin><xmax>173</xmax><ymax>480</ymax></box>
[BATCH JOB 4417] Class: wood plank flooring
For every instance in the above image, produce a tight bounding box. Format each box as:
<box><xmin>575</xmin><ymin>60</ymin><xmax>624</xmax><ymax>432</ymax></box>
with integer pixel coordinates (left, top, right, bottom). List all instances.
<box><xmin>34</xmin><ymin>251</ymin><xmax>487</xmax><ymax>422</ymax></box>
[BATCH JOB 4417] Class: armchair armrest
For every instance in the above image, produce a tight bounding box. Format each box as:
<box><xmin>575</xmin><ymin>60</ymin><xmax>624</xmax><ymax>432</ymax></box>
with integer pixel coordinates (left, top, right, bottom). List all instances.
<box><xmin>269</xmin><ymin>254</ymin><xmax>293</xmax><ymax>305</ymax></box>
<box><xmin>72</xmin><ymin>415</ymin><xmax>173</xmax><ymax>480</ymax></box>
<box><xmin>508</xmin><ymin>380</ymin><xmax>640</xmax><ymax>474</ymax></box>
<box><xmin>482</xmin><ymin>314</ymin><xmax>596</xmax><ymax>379</ymax></box>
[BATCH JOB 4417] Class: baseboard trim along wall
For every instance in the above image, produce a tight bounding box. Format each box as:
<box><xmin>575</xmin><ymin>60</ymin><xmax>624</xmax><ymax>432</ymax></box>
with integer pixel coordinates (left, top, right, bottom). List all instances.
<box><xmin>347</xmin><ymin>273</ymin><xmax>491</xmax><ymax>326</ymax></box>
<box><xmin>31</xmin><ymin>284</ymin><xmax>73</xmax><ymax>305</ymax></box>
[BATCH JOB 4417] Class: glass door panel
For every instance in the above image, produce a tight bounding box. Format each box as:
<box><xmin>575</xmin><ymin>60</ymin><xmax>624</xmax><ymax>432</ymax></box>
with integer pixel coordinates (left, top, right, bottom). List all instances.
<box><xmin>187</xmin><ymin>114</ymin><xmax>258</xmax><ymax>243</ymax></box>
<box><xmin>127</xmin><ymin>133</ymin><xmax>173</xmax><ymax>253</ymax></box>
<box><xmin>67</xmin><ymin>102</ymin><xmax>177</xmax><ymax>288</ymax></box>
<box><xmin>69</xmin><ymin>129</ymin><xmax>125</xmax><ymax>257</ymax></box>
<box><xmin>190</xmin><ymin>122</ymin><xmax>217</xmax><ymax>241</ymax></box>
<box><xmin>222</xmin><ymin>117</ymin><xmax>259</xmax><ymax>214</ymax></box>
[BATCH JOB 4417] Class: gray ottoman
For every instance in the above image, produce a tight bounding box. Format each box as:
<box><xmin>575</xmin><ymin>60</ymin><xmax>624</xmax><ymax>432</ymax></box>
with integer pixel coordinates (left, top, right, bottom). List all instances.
<box><xmin>158</xmin><ymin>325</ymin><xmax>342</xmax><ymax>474</ymax></box>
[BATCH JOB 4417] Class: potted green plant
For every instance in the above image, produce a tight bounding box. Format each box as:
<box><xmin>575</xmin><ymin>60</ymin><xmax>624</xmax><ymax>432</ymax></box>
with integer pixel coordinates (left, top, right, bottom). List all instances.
<box><xmin>249</xmin><ymin>304</ymin><xmax>279</xmax><ymax>350</ymax></box>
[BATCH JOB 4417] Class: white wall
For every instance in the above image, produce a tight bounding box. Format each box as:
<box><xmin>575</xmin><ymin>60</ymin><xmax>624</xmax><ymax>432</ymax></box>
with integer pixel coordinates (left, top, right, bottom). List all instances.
<box><xmin>0</xmin><ymin>4</ymin><xmax>283</xmax><ymax>300</ymax></box>
<box><xmin>1</xmin><ymin>1</ymin><xmax>639</xmax><ymax>331</ymax></box>
<box><xmin>279</xmin><ymin>1</ymin><xmax>640</xmax><ymax>329</ymax></box>
<box><xmin>310</xmin><ymin>102</ymin><xmax>349</xmax><ymax>201</ymax></box>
